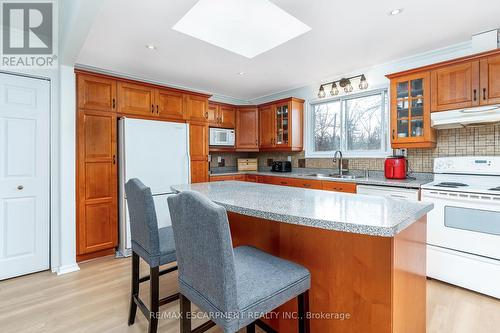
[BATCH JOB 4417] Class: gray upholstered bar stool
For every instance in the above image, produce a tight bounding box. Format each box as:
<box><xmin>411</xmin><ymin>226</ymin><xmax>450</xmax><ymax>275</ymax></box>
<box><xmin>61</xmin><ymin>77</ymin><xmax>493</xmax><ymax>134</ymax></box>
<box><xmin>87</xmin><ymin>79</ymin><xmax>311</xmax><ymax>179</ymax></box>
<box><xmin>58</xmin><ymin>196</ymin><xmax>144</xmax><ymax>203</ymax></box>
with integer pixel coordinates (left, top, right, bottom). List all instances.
<box><xmin>167</xmin><ymin>190</ymin><xmax>311</xmax><ymax>333</ymax></box>
<box><xmin>125</xmin><ymin>178</ymin><xmax>179</xmax><ymax>333</ymax></box>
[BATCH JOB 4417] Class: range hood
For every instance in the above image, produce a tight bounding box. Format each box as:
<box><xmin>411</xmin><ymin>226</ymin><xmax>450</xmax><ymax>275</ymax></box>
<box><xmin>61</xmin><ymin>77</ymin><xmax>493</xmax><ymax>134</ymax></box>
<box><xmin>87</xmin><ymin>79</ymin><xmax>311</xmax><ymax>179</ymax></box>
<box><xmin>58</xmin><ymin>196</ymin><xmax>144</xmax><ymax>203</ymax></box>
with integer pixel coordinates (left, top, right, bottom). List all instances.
<box><xmin>431</xmin><ymin>105</ymin><xmax>500</xmax><ymax>129</ymax></box>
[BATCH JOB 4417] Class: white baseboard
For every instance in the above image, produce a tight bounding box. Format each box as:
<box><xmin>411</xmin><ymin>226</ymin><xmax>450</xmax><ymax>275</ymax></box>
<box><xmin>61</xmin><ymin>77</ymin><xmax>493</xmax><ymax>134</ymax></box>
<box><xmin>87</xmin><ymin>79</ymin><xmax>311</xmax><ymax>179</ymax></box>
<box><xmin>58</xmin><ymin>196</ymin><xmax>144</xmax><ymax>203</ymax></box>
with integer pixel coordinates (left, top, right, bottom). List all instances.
<box><xmin>56</xmin><ymin>263</ymin><xmax>80</xmax><ymax>275</ymax></box>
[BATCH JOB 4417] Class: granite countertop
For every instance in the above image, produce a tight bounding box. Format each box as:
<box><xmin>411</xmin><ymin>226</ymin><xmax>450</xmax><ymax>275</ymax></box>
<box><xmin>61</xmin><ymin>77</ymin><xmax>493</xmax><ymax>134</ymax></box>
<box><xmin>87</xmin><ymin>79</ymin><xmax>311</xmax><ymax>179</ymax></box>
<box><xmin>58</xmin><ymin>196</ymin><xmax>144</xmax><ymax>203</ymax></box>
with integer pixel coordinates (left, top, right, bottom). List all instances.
<box><xmin>209</xmin><ymin>168</ymin><xmax>433</xmax><ymax>189</ymax></box>
<box><xmin>171</xmin><ymin>181</ymin><xmax>434</xmax><ymax>237</ymax></box>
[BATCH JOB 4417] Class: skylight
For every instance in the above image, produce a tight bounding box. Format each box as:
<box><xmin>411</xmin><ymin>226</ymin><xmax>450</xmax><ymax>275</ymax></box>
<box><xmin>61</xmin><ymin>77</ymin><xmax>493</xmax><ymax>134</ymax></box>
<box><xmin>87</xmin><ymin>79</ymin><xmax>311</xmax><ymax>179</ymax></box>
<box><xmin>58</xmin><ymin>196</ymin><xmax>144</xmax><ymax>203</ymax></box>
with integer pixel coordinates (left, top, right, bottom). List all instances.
<box><xmin>172</xmin><ymin>0</ymin><xmax>311</xmax><ymax>58</ymax></box>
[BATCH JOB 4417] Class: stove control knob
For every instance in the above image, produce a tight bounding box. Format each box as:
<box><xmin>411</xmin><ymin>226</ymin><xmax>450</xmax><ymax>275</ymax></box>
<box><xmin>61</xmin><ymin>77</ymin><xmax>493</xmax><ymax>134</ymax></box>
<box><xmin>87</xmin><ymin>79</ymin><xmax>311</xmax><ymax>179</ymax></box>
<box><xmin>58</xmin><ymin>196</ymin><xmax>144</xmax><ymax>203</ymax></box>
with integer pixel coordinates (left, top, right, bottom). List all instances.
<box><xmin>436</xmin><ymin>161</ymin><xmax>445</xmax><ymax>171</ymax></box>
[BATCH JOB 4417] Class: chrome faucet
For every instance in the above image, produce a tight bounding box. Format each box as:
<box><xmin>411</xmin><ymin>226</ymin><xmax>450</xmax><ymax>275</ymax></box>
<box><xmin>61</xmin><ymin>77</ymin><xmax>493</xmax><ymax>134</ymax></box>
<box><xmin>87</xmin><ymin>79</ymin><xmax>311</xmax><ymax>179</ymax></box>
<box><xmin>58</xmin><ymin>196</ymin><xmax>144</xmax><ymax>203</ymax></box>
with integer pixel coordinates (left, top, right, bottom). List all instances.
<box><xmin>333</xmin><ymin>151</ymin><xmax>343</xmax><ymax>176</ymax></box>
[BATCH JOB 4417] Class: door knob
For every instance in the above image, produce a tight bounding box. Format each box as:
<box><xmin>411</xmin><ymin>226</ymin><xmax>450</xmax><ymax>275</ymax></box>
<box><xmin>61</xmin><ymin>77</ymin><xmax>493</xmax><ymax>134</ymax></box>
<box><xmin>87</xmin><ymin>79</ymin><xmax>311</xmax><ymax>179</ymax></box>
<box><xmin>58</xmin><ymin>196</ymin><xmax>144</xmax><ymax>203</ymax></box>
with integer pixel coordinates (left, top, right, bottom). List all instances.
<box><xmin>17</xmin><ymin>185</ymin><xmax>24</xmax><ymax>190</ymax></box>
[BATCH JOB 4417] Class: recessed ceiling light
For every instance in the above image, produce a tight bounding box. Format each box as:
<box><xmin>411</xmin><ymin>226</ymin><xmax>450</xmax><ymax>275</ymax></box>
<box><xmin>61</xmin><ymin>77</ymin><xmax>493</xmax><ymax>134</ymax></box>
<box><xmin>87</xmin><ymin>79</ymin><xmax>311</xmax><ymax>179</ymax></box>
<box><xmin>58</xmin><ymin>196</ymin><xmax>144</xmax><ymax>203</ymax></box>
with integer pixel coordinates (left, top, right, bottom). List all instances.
<box><xmin>172</xmin><ymin>0</ymin><xmax>311</xmax><ymax>58</ymax></box>
<box><xmin>146</xmin><ymin>44</ymin><xmax>157</xmax><ymax>50</ymax></box>
<box><xmin>238</xmin><ymin>72</ymin><xmax>246</xmax><ymax>75</ymax></box>
<box><xmin>389</xmin><ymin>8</ymin><xmax>403</xmax><ymax>16</ymax></box>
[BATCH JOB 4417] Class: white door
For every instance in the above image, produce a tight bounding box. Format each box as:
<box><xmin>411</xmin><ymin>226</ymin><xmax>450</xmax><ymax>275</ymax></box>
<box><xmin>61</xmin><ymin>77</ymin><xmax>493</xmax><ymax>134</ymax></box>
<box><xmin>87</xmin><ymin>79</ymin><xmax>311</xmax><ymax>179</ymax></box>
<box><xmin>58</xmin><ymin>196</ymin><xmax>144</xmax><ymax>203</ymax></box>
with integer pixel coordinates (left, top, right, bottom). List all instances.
<box><xmin>0</xmin><ymin>73</ymin><xmax>50</xmax><ymax>280</ymax></box>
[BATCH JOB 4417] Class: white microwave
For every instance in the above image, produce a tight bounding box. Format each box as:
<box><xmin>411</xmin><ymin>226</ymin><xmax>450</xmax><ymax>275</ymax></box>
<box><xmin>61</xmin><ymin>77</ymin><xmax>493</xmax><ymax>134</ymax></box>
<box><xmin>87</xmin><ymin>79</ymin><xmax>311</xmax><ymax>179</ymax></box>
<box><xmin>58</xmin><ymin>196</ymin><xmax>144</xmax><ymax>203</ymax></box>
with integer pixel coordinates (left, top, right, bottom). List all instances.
<box><xmin>209</xmin><ymin>128</ymin><xmax>235</xmax><ymax>146</ymax></box>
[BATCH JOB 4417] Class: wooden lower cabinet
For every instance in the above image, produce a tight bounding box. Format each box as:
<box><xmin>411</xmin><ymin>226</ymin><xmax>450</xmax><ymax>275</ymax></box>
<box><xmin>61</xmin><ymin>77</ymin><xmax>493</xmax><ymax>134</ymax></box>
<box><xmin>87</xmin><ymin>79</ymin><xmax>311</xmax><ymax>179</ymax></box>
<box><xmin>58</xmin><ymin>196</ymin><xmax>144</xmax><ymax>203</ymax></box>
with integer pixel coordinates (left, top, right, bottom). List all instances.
<box><xmin>244</xmin><ymin>174</ymin><xmax>258</xmax><ymax>182</ymax></box>
<box><xmin>209</xmin><ymin>175</ymin><xmax>235</xmax><ymax>182</ymax></box>
<box><xmin>229</xmin><ymin>212</ymin><xmax>426</xmax><ymax>332</ymax></box>
<box><xmin>209</xmin><ymin>174</ymin><xmax>257</xmax><ymax>182</ymax></box>
<box><xmin>211</xmin><ymin>174</ymin><xmax>358</xmax><ymax>193</ymax></box>
<box><xmin>76</xmin><ymin>110</ymin><xmax>118</xmax><ymax>261</ymax></box>
<box><xmin>321</xmin><ymin>180</ymin><xmax>357</xmax><ymax>193</ymax></box>
<box><xmin>290</xmin><ymin>178</ymin><xmax>323</xmax><ymax>190</ymax></box>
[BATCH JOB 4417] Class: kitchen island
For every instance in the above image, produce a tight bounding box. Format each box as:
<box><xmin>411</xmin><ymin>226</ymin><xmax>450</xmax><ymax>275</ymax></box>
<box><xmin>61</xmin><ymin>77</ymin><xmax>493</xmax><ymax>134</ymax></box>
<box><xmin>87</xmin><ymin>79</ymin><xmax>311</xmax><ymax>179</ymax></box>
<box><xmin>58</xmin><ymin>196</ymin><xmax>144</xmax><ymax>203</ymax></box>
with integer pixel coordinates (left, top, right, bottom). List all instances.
<box><xmin>172</xmin><ymin>181</ymin><xmax>434</xmax><ymax>333</ymax></box>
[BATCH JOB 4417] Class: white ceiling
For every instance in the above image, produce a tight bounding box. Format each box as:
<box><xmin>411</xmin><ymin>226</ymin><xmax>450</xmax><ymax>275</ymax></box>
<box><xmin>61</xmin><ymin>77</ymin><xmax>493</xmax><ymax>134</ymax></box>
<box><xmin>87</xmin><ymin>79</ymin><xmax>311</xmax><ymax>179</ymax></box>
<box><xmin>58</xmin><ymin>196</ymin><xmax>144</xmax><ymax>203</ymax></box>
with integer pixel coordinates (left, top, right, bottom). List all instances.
<box><xmin>76</xmin><ymin>0</ymin><xmax>500</xmax><ymax>101</ymax></box>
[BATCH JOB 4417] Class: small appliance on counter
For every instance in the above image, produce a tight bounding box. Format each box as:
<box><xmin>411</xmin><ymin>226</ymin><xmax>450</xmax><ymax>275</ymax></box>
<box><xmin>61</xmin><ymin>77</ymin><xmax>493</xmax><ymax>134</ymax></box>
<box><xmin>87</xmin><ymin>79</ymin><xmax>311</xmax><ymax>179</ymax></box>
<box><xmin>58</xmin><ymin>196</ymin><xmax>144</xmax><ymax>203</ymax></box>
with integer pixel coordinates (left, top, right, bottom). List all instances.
<box><xmin>271</xmin><ymin>160</ymin><xmax>292</xmax><ymax>173</ymax></box>
<box><xmin>237</xmin><ymin>158</ymin><xmax>258</xmax><ymax>172</ymax></box>
<box><xmin>384</xmin><ymin>156</ymin><xmax>407</xmax><ymax>179</ymax></box>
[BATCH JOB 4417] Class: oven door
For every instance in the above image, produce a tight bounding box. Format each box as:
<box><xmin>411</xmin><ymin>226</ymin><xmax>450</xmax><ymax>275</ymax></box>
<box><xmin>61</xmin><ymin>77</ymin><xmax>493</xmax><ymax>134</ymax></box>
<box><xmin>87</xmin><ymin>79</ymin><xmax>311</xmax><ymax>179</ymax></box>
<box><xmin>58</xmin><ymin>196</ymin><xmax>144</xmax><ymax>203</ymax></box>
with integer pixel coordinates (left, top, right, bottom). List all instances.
<box><xmin>421</xmin><ymin>189</ymin><xmax>500</xmax><ymax>260</ymax></box>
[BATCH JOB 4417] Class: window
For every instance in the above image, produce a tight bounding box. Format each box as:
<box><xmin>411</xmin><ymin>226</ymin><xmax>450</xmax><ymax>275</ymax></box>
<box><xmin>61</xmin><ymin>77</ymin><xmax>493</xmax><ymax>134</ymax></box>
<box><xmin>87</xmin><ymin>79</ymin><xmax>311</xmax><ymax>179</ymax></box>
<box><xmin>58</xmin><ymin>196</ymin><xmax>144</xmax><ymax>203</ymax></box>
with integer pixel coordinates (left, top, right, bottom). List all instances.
<box><xmin>307</xmin><ymin>89</ymin><xmax>389</xmax><ymax>158</ymax></box>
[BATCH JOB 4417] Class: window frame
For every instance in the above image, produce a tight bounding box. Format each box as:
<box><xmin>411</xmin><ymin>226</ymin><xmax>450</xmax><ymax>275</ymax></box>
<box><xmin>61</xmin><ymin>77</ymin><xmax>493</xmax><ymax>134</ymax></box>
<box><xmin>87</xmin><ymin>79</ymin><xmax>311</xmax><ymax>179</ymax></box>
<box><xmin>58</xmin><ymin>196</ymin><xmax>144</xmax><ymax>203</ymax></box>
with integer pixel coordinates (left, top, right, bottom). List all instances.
<box><xmin>305</xmin><ymin>88</ymin><xmax>390</xmax><ymax>159</ymax></box>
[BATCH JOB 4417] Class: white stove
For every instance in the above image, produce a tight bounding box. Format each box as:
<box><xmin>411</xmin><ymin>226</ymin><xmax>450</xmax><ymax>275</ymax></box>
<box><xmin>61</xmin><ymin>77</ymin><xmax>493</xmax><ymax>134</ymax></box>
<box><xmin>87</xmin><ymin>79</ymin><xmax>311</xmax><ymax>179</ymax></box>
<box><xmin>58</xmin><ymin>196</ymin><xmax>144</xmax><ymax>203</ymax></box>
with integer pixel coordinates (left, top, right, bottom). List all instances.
<box><xmin>421</xmin><ymin>156</ymin><xmax>500</xmax><ymax>299</ymax></box>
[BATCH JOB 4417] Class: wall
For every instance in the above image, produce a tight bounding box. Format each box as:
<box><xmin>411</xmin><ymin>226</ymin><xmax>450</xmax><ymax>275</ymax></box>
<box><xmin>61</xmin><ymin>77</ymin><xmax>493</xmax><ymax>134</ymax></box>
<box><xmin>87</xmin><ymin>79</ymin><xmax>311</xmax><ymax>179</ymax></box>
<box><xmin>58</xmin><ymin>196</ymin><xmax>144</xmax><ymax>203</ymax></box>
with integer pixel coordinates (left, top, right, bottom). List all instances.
<box><xmin>236</xmin><ymin>37</ymin><xmax>500</xmax><ymax>174</ymax></box>
<box><xmin>241</xmin><ymin>124</ymin><xmax>500</xmax><ymax>173</ymax></box>
<box><xmin>58</xmin><ymin>65</ymin><xmax>79</xmax><ymax>274</ymax></box>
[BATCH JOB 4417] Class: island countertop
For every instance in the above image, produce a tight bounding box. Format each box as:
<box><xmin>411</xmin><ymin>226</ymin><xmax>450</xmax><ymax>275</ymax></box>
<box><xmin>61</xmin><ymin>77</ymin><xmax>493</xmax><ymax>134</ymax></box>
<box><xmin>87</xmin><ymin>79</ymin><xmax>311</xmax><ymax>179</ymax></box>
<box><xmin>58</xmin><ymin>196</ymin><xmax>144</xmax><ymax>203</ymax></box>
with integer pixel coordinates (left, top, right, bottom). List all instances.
<box><xmin>171</xmin><ymin>181</ymin><xmax>433</xmax><ymax>237</ymax></box>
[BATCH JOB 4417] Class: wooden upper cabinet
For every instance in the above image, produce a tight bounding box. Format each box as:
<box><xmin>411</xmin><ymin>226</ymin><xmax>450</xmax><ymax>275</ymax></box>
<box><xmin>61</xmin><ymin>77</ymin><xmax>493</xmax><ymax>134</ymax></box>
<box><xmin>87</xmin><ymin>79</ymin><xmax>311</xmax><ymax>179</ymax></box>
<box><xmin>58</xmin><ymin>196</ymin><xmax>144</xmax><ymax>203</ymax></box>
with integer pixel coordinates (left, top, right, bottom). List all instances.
<box><xmin>389</xmin><ymin>71</ymin><xmax>436</xmax><ymax>149</ymax></box>
<box><xmin>186</xmin><ymin>95</ymin><xmax>209</xmax><ymax>123</ymax></box>
<box><xmin>207</xmin><ymin>103</ymin><xmax>219</xmax><ymax>125</ymax></box>
<box><xmin>207</xmin><ymin>102</ymin><xmax>236</xmax><ymax>128</ymax></box>
<box><xmin>117</xmin><ymin>82</ymin><xmax>155</xmax><ymax>117</ymax></box>
<box><xmin>259</xmin><ymin>98</ymin><xmax>304</xmax><ymax>151</ymax></box>
<box><xmin>259</xmin><ymin>105</ymin><xmax>275</xmax><ymax>148</ymax></box>
<box><xmin>219</xmin><ymin>105</ymin><xmax>236</xmax><ymax>128</ymax></box>
<box><xmin>155</xmin><ymin>89</ymin><xmax>184</xmax><ymax>120</ymax></box>
<box><xmin>77</xmin><ymin>74</ymin><xmax>116</xmax><ymax>112</ymax></box>
<box><xmin>236</xmin><ymin>107</ymin><xmax>259</xmax><ymax>151</ymax></box>
<box><xmin>480</xmin><ymin>54</ymin><xmax>500</xmax><ymax>105</ymax></box>
<box><xmin>431</xmin><ymin>60</ymin><xmax>480</xmax><ymax>112</ymax></box>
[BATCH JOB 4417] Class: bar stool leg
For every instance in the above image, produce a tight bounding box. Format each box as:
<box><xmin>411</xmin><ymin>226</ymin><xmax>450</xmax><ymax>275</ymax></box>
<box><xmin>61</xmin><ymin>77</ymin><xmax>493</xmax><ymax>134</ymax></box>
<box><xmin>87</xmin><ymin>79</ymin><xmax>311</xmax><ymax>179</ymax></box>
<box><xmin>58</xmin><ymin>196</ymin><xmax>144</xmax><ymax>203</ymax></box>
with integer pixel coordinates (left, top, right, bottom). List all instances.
<box><xmin>149</xmin><ymin>266</ymin><xmax>160</xmax><ymax>333</ymax></box>
<box><xmin>298</xmin><ymin>291</ymin><xmax>310</xmax><ymax>333</ymax></box>
<box><xmin>179</xmin><ymin>294</ymin><xmax>192</xmax><ymax>333</ymax></box>
<box><xmin>128</xmin><ymin>252</ymin><xmax>140</xmax><ymax>326</ymax></box>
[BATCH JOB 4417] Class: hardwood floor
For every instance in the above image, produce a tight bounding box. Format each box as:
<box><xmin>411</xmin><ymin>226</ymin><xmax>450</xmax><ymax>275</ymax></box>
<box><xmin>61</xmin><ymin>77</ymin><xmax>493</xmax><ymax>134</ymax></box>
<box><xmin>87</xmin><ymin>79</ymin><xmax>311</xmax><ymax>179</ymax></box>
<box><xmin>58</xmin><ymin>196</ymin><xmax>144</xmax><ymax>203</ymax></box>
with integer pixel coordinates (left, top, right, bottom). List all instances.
<box><xmin>0</xmin><ymin>256</ymin><xmax>499</xmax><ymax>333</ymax></box>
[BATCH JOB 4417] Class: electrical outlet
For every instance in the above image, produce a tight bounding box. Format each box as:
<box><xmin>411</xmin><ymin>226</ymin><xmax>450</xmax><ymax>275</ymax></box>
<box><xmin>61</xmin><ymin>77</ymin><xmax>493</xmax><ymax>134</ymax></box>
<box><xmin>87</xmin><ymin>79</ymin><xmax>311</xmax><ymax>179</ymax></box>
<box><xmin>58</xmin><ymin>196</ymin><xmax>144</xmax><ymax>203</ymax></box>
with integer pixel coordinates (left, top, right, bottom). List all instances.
<box><xmin>287</xmin><ymin>155</ymin><xmax>292</xmax><ymax>162</ymax></box>
<box><xmin>217</xmin><ymin>156</ymin><xmax>222</xmax><ymax>163</ymax></box>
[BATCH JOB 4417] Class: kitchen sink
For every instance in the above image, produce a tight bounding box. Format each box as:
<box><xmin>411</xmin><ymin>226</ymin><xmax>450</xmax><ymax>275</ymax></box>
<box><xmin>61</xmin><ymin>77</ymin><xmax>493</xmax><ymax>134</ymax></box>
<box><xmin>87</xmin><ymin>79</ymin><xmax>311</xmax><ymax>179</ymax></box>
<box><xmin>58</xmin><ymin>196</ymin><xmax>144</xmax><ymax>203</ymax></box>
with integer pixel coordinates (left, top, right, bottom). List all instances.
<box><xmin>299</xmin><ymin>173</ymin><xmax>361</xmax><ymax>180</ymax></box>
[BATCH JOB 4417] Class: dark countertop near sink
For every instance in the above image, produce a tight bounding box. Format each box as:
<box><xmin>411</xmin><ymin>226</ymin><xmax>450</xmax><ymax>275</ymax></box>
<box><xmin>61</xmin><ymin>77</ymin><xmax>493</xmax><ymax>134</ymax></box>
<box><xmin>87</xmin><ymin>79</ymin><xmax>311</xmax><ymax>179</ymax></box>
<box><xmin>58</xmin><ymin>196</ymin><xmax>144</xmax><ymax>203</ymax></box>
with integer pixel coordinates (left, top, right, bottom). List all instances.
<box><xmin>209</xmin><ymin>167</ymin><xmax>433</xmax><ymax>189</ymax></box>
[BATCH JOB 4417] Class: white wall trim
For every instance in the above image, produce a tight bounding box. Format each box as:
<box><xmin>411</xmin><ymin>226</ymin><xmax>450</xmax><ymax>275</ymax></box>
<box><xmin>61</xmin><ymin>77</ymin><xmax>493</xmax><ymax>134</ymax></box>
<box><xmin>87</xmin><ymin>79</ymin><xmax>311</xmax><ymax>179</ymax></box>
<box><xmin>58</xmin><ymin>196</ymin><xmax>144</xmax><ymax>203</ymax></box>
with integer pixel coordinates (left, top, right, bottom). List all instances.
<box><xmin>56</xmin><ymin>263</ymin><xmax>80</xmax><ymax>275</ymax></box>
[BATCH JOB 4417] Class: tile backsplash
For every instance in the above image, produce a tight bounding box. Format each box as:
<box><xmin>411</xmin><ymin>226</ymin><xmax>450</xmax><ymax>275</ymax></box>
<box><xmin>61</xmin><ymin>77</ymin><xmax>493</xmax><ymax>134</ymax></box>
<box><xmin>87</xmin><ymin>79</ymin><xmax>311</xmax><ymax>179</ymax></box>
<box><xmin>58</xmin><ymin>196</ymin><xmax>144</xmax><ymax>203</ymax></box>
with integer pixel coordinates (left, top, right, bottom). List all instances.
<box><xmin>209</xmin><ymin>124</ymin><xmax>500</xmax><ymax>174</ymax></box>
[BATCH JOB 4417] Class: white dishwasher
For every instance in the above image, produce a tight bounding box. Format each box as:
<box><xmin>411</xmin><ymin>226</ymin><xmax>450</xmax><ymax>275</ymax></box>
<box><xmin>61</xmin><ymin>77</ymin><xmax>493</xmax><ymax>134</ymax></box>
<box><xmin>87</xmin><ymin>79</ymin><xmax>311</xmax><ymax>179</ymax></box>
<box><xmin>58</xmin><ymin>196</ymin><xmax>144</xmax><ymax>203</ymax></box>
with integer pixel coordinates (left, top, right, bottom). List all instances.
<box><xmin>356</xmin><ymin>185</ymin><xmax>420</xmax><ymax>201</ymax></box>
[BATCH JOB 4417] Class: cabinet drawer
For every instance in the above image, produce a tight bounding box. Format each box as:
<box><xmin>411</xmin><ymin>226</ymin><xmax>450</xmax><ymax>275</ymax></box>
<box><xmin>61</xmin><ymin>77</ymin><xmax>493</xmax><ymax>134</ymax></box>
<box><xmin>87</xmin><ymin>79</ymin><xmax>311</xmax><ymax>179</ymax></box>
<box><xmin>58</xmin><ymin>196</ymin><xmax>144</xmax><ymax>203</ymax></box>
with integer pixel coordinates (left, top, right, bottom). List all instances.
<box><xmin>209</xmin><ymin>175</ymin><xmax>234</xmax><ymax>182</ymax></box>
<box><xmin>322</xmin><ymin>181</ymin><xmax>357</xmax><ymax>193</ymax></box>
<box><xmin>290</xmin><ymin>178</ymin><xmax>323</xmax><ymax>190</ymax></box>
<box><xmin>233</xmin><ymin>174</ymin><xmax>247</xmax><ymax>181</ymax></box>
<box><xmin>245</xmin><ymin>175</ymin><xmax>258</xmax><ymax>182</ymax></box>
<box><xmin>258</xmin><ymin>175</ymin><xmax>292</xmax><ymax>186</ymax></box>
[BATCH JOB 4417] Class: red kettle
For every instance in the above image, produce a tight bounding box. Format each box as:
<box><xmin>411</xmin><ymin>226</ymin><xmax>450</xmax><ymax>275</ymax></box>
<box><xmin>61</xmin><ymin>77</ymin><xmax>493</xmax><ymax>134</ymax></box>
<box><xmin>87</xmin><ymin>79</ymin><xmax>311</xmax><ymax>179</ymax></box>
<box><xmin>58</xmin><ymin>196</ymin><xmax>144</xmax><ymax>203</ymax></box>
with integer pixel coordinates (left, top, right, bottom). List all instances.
<box><xmin>385</xmin><ymin>156</ymin><xmax>407</xmax><ymax>179</ymax></box>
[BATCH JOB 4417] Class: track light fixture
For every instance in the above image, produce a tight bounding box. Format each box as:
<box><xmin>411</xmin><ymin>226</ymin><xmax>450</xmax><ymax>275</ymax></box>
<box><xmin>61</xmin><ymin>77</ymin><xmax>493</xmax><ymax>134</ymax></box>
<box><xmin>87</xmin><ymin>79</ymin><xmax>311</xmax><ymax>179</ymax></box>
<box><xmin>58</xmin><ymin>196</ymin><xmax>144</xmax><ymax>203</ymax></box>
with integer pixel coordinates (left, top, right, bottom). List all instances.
<box><xmin>317</xmin><ymin>74</ymin><xmax>368</xmax><ymax>98</ymax></box>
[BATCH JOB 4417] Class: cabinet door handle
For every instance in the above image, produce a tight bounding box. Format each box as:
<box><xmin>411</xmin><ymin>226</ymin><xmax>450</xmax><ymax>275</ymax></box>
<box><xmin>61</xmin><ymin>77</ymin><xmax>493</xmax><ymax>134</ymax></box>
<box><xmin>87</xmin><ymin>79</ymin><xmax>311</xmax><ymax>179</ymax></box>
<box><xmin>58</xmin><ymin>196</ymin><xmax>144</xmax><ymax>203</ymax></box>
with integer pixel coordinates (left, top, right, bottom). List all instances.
<box><xmin>112</xmin><ymin>155</ymin><xmax>116</xmax><ymax>165</ymax></box>
<box><xmin>112</xmin><ymin>98</ymin><xmax>116</xmax><ymax>109</ymax></box>
<box><xmin>473</xmin><ymin>89</ymin><xmax>477</xmax><ymax>101</ymax></box>
<box><xmin>392</xmin><ymin>129</ymin><xmax>395</xmax><ymax>140</ymax></box>
<box><xmin>303</xmin><ymin>184</ymin><xmax>311</xmax><ymax>187</ymax></box>
<box><xmin>255</xmin><ymin>139</ymin><xmax>258</xmax><ymax>145</ymax></box>
<box><xmin>483</xmin><ymin>88</ymin><xmax>487</xmax><ymax>100</ymax></box>
<box><xmin>17</xmin><ymin>185</ymin><xmax>24</xmax><ymax>190</ymax></box>
<box><xmin>151</xmin><ymin>104</ymin><xmax>154</xmax><ymax>113</ymax></box>
<box><xmin>205</xmin><ymin>112</ymin><xmax>208</xmax><ymax>119</ymax></box>
<box><xmin>156</xmin><ymin>105</ymin><xmax>159</xmax><ymax>115</ymax></box>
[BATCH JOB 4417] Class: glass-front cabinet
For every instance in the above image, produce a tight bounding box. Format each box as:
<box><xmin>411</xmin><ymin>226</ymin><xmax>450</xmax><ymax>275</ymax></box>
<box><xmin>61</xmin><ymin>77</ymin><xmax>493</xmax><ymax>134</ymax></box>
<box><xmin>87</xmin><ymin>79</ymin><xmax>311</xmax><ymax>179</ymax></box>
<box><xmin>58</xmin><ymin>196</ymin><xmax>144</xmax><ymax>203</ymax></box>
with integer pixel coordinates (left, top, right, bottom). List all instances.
<box><xmin>275</xmin><ymin>103</ymin><xmax>289</xmax><ymax>146</ymax></box>
<box><xmin>258</xmin><ymin>97</ymin><xmax>304</xmax><ymax>151</ymax></box>
<box><xmin>389</xmin><ymin>71</ymin><xmax>436</xmax><ymax>148</ymax></box>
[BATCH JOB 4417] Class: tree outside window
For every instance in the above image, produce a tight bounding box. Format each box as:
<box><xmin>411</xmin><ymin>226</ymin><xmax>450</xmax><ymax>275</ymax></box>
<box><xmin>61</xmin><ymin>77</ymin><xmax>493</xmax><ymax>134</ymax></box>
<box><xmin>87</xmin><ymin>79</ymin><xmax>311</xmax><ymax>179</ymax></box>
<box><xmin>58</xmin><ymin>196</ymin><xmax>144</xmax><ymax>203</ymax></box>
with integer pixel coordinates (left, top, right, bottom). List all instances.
<box><xmin>310</xmin><ymin>90</ymin><xmax>388</xmax><ymax>157</ymax></box>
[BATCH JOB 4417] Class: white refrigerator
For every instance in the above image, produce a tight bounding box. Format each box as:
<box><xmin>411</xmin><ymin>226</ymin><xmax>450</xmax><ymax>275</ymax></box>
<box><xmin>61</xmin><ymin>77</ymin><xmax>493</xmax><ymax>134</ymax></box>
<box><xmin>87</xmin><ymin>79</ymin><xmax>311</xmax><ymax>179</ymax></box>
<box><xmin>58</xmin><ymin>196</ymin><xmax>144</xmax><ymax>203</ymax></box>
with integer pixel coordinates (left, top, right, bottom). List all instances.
<box><xmin>118</xmin><ymin>118</ymin><xmax>190</xmax><ymax>257</ymax></box>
